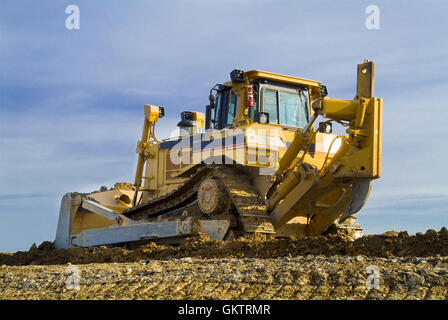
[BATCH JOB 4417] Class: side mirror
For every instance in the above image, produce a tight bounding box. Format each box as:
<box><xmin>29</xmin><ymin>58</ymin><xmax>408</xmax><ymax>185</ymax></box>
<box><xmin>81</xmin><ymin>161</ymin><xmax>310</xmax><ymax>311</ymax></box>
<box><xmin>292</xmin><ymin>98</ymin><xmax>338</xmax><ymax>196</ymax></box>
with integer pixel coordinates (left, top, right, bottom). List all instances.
<box><xmin>205</xmin><ymin>105</ymin><xmax>214</xmax><ymax>130</ymax></box>
<box><xmin>320</xmin><ymin>85</ymin><xmax>328</xmax><ymax>98</ymax></box>
<box><xmin>208</xmin><ymin>94</ymin><xmax>216</xmax><ymax>108</ymax></box>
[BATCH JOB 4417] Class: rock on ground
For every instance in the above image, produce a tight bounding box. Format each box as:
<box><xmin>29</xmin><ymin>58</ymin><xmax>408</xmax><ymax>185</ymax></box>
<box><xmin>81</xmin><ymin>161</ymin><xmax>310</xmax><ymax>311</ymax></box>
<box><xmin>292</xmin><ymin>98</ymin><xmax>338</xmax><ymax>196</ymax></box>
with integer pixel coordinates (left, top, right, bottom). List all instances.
<box><xmin>1</xmin><ymin>228</ymin><xmax>447</xmax><ymax>300</ymax></box>
<box><xmin>1</xmin><ymin>256</ymin><xmax>447</xmax><ymax>300</ymax></box>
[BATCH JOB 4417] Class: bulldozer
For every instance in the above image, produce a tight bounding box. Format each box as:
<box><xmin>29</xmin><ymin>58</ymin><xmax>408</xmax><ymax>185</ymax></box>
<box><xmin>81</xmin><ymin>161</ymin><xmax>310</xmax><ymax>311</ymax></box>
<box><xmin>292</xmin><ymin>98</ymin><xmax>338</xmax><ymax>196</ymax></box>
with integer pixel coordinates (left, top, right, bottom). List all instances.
<box><xmin>54</xmin><ymin>60</ymin><xmax>382</xmax><ymax>249</ymax></box>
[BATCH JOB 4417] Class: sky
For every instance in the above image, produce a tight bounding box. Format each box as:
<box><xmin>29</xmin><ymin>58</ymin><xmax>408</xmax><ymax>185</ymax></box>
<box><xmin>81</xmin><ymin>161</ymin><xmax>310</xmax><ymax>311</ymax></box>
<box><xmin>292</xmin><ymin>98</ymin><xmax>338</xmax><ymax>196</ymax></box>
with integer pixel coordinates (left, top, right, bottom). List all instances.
<box><xmin>1</xmin><ymin>0</ymin><xmax>447</xmax><ymax>252</ymax></box>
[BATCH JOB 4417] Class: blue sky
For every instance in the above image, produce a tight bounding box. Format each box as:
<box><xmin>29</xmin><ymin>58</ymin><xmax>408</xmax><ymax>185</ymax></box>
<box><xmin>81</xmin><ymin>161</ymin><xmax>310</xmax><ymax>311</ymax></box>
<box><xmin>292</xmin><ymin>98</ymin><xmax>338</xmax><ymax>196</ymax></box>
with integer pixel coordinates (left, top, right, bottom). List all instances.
<box><xmin>1</xmin><ymin>0</ymin><xmax>447</xmax><ymax>252</ymax></box>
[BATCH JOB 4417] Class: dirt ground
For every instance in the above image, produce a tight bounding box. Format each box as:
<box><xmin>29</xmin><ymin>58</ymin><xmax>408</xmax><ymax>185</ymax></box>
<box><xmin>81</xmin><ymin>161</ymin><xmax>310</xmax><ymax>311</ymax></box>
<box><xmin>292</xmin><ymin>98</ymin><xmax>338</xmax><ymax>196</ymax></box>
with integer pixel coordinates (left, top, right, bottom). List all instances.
<box><xmin>1</xmin><ymin>228</ymin><xmax>447</xmax><ymax>300</ymax></box>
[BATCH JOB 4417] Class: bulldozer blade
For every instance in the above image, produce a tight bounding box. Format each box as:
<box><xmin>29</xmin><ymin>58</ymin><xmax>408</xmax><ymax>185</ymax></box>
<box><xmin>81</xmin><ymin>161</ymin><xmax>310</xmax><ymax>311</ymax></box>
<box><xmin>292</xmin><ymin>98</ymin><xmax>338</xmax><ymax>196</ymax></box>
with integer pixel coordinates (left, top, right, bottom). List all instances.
<box><xmin>339</xmin><ymin>179</ymin><xmax>372</xmax><ymax>223</ymax></box>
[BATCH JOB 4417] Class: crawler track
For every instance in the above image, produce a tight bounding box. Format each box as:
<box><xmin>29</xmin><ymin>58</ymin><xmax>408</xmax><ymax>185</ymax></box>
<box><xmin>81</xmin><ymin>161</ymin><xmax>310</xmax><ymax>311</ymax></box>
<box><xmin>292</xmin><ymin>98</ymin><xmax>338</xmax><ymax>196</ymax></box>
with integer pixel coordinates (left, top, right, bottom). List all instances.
<box><xmin>123</xmin><ymin>166</ymin><xmax>274</xmax><ymax>236</ymax></box>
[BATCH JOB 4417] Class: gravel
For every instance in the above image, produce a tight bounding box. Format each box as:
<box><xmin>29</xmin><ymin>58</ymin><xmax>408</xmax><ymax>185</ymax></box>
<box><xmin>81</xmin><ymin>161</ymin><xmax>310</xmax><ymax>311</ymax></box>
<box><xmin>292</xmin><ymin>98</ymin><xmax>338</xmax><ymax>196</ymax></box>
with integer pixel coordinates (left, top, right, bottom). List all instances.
<box><xmin>1</xmin><ymin>228</ymin><xmax>447</xmax><ymax>300</ymax></box>
<box><xmin>1</xmin><ymin>256</ymin><xmax>447</xmax><ymax>300</ymax></box>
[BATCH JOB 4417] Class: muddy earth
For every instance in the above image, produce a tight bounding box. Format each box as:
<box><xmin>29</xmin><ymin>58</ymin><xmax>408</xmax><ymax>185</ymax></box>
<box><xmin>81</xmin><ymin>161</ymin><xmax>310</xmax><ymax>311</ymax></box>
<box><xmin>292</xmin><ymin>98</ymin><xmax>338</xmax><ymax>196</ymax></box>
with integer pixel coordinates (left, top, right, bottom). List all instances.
<box><xmin>1</xmin><ymin>228</ymin><xmax>447</xmax><ymax>299</ymax></box>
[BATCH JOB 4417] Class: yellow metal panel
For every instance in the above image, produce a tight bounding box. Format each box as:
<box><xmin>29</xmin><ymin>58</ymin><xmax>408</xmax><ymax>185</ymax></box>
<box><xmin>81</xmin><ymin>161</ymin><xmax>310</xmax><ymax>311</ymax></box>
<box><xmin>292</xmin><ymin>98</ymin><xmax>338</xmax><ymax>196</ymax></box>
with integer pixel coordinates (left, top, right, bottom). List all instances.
<box><xmin>71</xmin><ymin>209</ymin><xmax>115</xmax><ymax>234</ymax></box>
<box><xmin>144</xmin><ymin>104</ymin><xmax>161</xmax><ymax>122</ymax></box>
<box><xmin>332</xmin><ymin>98</ymin><xmax>382</xmax><ymax>179</ymax></box>
<box><xmin>323</xmin><ymin>98</ymin><xmax>358</xmax><ymax>121</ymax></box>
<box><xmin>373</xmin><ymin>98</ymin><xmax>382</xmax><ymax>177</ymax></box>
<box><xmin>357</xmin><ymin>60</ymin><xmax>375</xmax><ymax>98</ymax></box>
<box><xmin>145</xmin><ymin>144</ymin><xmax>160</xmax><ymax>191</ymax></box>
<box><xmin>192</xmin><ymin>112</ymin><xmax>205</xmax><ymax>128</ymax></box>
<box><xmin>157</xmin><ymin>145</ymin><xmax>165</xmax><ymax>197</ymax></box>
<box><xmin>244</xmin><ymin>70</ymin><xmax>321</xmax><ymax>88</ymax></box>
<box><xmin>88</xmin><ymin>189</ymin><xmax>134</xmax><ymax>213</ymax></box>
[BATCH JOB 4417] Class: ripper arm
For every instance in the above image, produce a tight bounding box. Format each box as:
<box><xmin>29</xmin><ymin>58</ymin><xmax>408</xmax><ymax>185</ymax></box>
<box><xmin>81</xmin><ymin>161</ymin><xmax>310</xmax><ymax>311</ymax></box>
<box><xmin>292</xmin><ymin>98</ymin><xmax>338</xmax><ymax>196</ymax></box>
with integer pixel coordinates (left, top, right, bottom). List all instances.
<box><xmin>266</xmin><ymin>60</ymin><xmax>382</xmax><ymax>229</ymax></box>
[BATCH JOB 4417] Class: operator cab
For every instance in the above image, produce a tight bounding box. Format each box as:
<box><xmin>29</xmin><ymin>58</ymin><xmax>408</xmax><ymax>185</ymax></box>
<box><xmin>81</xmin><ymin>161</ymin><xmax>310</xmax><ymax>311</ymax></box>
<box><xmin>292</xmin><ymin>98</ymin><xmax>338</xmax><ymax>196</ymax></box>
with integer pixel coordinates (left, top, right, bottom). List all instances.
<box><xmin>251</xmin><ymin>81</ymin><xmax>310</xmax><ymax>128</ymax></box>
<box><xmin>206</xmin><ymin>69</ymin><xmax>319</xmax><ymax>131</ymax></box>
<box><xmin>205</xmin><ymin>84</ymin><xmax>237</xmax><ymax>130</ymax></box>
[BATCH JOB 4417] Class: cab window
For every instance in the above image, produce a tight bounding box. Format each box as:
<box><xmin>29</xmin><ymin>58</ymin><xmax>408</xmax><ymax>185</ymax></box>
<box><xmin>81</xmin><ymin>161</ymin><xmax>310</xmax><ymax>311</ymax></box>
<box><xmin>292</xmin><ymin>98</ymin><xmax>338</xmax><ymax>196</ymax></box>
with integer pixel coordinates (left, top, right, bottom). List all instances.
<box><xmin>227</xmin><ymin>92</ymin><xmax>237</xmax><ymax>125</ymax></box>
<box><xmin>279</xmin><ymin>90</ymin><xmax>309</xmax><ymax>127</ymax></box>
<box><xmin>248</xmin><ymin>101</ymin><xmax>257</xmax><ymax>121</ymax></box>
<box><xmin>263</xmin><ymin>89</ymin><xmax>278</xmax><ymax>124</ymax></box>
<box><xmin>214</xmin><ymin>93</ymin><xmax>222</xmax><ymax>126</ymax></box>
<box><xmin>262</xmin><ymin>86</ymin><xmax>309</xmax><ymax>127</ymax></box>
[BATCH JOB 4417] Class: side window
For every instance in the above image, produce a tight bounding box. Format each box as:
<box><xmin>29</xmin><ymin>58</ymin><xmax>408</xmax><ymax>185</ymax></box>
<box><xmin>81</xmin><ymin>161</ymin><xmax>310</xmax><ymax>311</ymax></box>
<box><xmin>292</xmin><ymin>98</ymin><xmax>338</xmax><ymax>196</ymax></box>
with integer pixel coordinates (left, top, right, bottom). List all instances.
<box><xmin>263</xmin><ymin>89</ymin><xmax>278</xmax><ymax>124</ymax></box>
<box><xmin>261</xmin><ymin>86</ymin><xmax>309</xmax><ymax>128</ymax></box>
<box><xmin>279</xmin><ymin>90</ymin><xmax>309</xmax><ymax>127</ymax></box>
<box><xmin>248</xmin><ymin>101</ymin><xmax>256</xmax><ymax>121</ymax></box>
<box><xmin>227</xmin><ymin>92</ymin><xmax>237</xmax><ymax>125</ymax></box>
<box><xmin>214</xmin><ymin>93</ymin><xmax>222</xmax><ymax>128</ymax></box>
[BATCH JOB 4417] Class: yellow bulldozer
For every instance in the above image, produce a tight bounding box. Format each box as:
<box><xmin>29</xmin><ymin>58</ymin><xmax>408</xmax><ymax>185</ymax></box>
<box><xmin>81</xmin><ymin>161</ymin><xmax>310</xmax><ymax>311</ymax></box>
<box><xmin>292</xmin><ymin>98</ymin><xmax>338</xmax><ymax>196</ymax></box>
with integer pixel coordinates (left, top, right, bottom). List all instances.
<box><xmin>55</xmin><ymin>60</ymin><xmax>382</xmax><ymax>249</ymax></box>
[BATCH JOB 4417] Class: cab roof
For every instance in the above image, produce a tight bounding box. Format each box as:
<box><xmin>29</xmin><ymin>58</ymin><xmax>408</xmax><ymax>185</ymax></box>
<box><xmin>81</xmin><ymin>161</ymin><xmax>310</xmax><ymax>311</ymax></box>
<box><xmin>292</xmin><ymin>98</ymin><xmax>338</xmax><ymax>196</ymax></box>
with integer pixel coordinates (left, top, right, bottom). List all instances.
<box><xmin>244</xmin><ymin>70</ymin><xmax>321</xmax><ymax>89</ymax></box>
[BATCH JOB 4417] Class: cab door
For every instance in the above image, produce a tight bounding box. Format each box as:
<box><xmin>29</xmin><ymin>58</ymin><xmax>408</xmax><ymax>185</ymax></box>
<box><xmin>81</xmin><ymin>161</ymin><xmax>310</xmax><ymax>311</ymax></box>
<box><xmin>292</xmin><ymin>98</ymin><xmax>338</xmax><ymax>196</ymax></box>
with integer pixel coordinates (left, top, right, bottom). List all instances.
<box><xmin>213</xmin><ymin>87</ymin><xmax>237</xmax><ymax>130</ymax></box>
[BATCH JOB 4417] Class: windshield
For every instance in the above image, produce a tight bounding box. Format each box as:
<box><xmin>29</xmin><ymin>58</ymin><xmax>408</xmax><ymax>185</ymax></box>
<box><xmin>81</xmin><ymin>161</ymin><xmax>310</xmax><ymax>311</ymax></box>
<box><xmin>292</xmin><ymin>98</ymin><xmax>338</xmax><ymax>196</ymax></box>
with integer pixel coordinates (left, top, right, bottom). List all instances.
<box><xmin>262</xmin><ymin>86</ymin><xmax>309</xmax><ymax>128</ymax></box>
